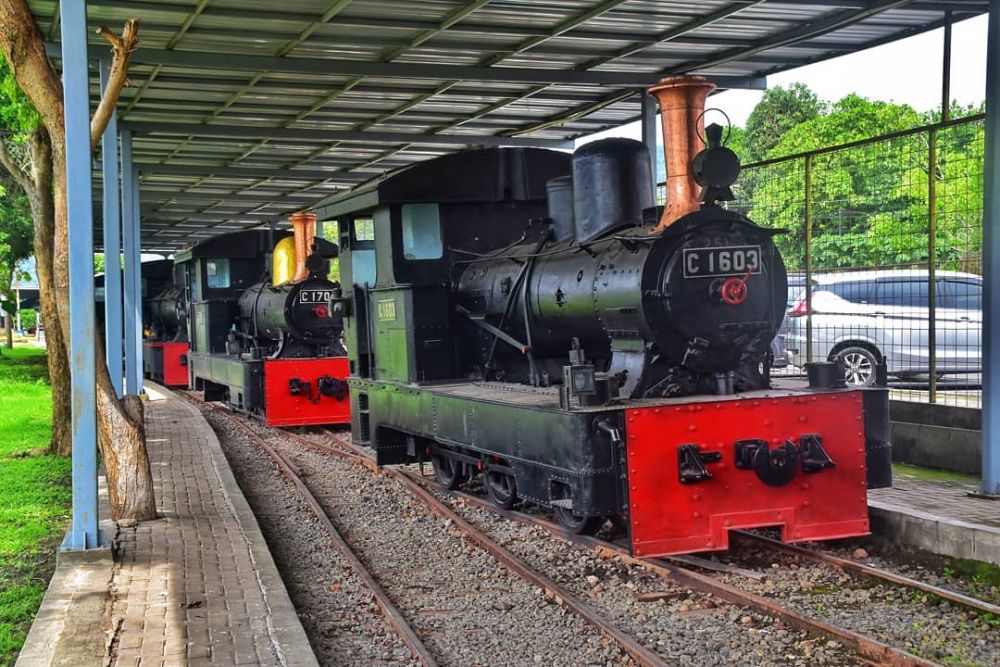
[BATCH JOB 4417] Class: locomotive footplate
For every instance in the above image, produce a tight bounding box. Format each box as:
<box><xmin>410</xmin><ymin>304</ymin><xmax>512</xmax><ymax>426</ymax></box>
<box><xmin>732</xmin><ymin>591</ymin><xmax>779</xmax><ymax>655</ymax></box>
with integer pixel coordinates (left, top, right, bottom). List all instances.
<box><xmin>625</xmin><ymin>391</ymin><xmax>871</xmax><ymax>557</ymax></box>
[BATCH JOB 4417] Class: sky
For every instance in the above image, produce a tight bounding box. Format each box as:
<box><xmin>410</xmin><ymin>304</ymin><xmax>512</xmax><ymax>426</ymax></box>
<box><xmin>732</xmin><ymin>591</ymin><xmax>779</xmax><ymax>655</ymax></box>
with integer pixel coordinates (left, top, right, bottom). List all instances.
<box><xmin>578</xmin><ymin>13</ymin><xmax>990</xmax><ymax>147</ymax></box>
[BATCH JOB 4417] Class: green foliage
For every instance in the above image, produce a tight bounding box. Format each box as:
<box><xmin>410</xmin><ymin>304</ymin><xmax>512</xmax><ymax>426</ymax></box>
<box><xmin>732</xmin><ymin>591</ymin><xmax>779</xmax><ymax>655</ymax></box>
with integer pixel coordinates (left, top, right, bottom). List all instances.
<box><xmin>0</xmin><ymin>347</ymin><xmax>70</xmax><ymax>665</ymax></box>
<box><xmin>16</xmin><ymin>309</ymin><xmax>34</xmax><ymax>330</ymax></box>
<box><xmin>739</xmin><ymin>88</ymin><xmax>984</xmax><ymax>271</ymax></box>
<box><xmin>744</xmin><ymin>83</ymin><xmax>825</xmax><ymax>162</ymax></box>
<box><xmin>0</xmin><ymin>60</ymin><xmax>39</xmax><ymax>137</ymax></box>
<box><xmin>93</xmin><ymin>253</ymin><xmax>106</xmax><ymax>274</ymax></box>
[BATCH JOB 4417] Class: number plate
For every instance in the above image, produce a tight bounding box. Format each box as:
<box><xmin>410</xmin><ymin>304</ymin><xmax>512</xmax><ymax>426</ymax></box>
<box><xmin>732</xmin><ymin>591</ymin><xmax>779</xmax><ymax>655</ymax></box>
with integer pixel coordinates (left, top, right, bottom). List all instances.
<box><xmin>299</xmin><ymin>289</ymin><xmax>336</xmax><ymax>304</ymax></box>
<box><xmin>682</xmin><ymin>245</ymin><xmax>761</xmax><ymax>279</ymax></box>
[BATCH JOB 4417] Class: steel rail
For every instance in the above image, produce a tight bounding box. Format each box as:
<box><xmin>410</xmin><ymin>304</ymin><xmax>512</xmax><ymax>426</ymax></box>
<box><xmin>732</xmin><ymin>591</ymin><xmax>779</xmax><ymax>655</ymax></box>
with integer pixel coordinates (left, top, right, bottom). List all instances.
<box><xmin>185</xmin><ymin>407</ymin><xmax>945</xmax><ymax>667</ymax></box>
<box><xmin>733</xmin><ymin>531</ymin><xmax>1000</xmax><ymax>617</ymax></box>
<box><xmin>399</xmin><ymin>475</ymin><xmax>939</xmax><ymax>667</ymax></box>
<box><xmin>184</xmin><ymin>396</ymin><xmax>439</xmax><ymax>667</ymax></box>
<box><xmin>306</xmin><ymin>428</ymin><xmax>944</xmax><ymax>666</ymax></box>
<box><xmin>288</xmin><ymin>430</ymin><xmax>671</xmax><ymax>667</ymax></box>
<box><xmin>186</xmin><ymin>396</ymin><xmax>976</xmax><ymax>667</ymax></box>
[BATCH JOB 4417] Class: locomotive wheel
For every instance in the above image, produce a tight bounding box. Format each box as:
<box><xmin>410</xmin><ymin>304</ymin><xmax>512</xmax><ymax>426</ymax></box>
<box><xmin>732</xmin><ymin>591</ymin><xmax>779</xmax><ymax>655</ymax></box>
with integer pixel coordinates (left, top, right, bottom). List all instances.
<box><xmin>432</xmin><ymin>453</ymin><xmax>465</xmax><ymax>490</ymax></box>
<box><xmin>553</xmin><ymin>507</ymin><xmax>604</xmax><ymax>535</ymax></box>
<box><xmin>484</xmin><ymin>469</ymin><xmax>517</xmax><ymax>509</ymax></box>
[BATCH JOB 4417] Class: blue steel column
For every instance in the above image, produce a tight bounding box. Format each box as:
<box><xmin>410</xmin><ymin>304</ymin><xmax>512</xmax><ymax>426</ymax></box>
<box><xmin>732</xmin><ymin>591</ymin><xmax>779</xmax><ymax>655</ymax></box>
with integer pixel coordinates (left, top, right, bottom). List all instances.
<box><xmin>120</xmin><ymin>127</ymin><xmax>142</xmax><ymax>395</ymax></box>
<box><xmin>99</xmin><ymin>59</ymin><xmax>123</xmax><ymax>398</ymax></box>
<box><xmin>982</xmin><ymin>0</ymin><xmax>1000</xmax><ymax>495</ymax></box>
<box><xmin>129</xmin><ymin>167</ymin><xmax>142</xmax><ymax>393</ymax></box>
<box><xmin>60</xmin><ymin>0</ymin><xmax>102</xmax><ymax>551</ymax></box>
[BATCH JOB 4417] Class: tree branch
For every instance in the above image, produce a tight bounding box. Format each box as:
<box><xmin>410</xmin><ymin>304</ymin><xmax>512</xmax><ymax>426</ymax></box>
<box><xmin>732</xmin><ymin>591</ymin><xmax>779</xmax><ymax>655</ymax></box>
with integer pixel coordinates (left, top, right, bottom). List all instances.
<box><xmin>91</xmin><ymin>20</ymin><xmax>140</xmax><ymax>151</ymax></box>
<box><xmin>0</xmin><ymin>139</ymin><xmax>32</xmax><ymax>194</ymax></box>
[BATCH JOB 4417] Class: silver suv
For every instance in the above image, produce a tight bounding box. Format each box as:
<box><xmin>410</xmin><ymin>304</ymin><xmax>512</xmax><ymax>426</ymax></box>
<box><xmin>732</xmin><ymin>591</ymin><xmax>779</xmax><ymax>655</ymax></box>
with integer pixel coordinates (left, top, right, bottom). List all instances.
<box><xmin>785</xmin><ymin>270</ymin><xmax>982</xmax><ymax>386</ymax></box>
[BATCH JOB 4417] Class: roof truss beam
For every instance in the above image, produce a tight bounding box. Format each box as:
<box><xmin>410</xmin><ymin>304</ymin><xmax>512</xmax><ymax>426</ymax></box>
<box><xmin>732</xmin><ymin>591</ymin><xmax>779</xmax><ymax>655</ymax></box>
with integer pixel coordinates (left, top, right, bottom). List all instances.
<box><xmin>44</xmin><ymin>42</ymin><xmax>767</xmax><ymax>88</ymax></box>
<box><xmin>125</xmin><ymin>121</ymin><xmax>576</xmax><ymax>148</ymax></box>
<box><xmin>135</xmin><ymin>162</ymin><xmax>368</xmax><ymax>182</ymax></box>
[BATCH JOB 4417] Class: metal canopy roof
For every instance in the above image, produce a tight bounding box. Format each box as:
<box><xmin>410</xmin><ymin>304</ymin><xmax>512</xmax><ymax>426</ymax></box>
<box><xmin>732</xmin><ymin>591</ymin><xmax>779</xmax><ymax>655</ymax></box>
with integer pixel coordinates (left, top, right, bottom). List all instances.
<box><xmin>29</xmin><ymin>0</ymin><xmax>989</xmax><ymax>251</ymax></box>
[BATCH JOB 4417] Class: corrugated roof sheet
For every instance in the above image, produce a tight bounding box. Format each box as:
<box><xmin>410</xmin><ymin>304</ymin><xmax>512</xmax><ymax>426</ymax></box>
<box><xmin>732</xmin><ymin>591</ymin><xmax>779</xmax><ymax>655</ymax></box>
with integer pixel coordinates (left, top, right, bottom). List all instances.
<box><xmin>27</xmin><ymin>0</ymin><xmax>990</xmax><ymax>251</ymax></box>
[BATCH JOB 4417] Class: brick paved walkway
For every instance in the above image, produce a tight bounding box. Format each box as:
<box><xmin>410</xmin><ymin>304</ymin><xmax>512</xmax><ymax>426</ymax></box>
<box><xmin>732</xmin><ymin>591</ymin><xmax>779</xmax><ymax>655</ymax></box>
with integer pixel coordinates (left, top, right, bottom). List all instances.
<box><xmin>106</xmin><ymin>385</ymin><xmax>317</xmax><ymax>667</ymax></box>
<box><xmin>870</xmin><ymin>470</ymin><xmax>999</xmax><ymax>528</ymax></box>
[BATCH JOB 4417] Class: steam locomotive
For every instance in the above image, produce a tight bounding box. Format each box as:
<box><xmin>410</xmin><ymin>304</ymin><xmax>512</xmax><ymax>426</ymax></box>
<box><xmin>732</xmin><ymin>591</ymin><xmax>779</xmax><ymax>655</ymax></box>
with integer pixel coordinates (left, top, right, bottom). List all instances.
<box><xmin>317</xmin><ymin>75</ymin><xmax>891</xmax><ymax>557</ymax></box>
<box><xmin>179</xmin><ymin>222</ymin><xmax>351</xmax><ymax>427</ymax></box>
<box><xmin>94</xmin><ymin>259</ymin><xmax>190</xmax><ymax>388</ymax></box>
<box><xmin>142</xmin><ymin>261</ymin><xmax>189</xmax><ymax>387</ymax></box>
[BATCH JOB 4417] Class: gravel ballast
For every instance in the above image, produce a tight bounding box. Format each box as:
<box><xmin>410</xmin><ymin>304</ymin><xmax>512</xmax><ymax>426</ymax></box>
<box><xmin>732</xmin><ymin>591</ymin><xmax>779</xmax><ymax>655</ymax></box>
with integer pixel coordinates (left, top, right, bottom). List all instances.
<box><xmin>203</xmin><ymin>403</ymin><xmax>998</xmax><ymax>667</ymax></box>
<box><xmin>204</xmin><ymin>409</ymin><xmax>414</xmax><ymax>666</ymax></box>
<box><xmin>204</xmin><ymin>407</ymin><xmax>631</xmax><ymax>666</ymax></box>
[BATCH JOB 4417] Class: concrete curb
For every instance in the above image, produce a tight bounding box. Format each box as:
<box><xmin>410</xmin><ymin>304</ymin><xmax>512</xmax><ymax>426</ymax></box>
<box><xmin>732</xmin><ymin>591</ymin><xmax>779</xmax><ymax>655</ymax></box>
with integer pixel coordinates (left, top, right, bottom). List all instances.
<box><xmin>152</xmin><ymin>383</ymin><xmax>320</xmax><ymax>667</ymax></box>
<box><xmin>869</xmin><ymin>500</ymin><xmax>1000</xmax><ymax>566</ymax></box>
<box><xmin>14</xmin><ymin>554</ymin><xmax>113</xmax><ymax>667</ymax></box>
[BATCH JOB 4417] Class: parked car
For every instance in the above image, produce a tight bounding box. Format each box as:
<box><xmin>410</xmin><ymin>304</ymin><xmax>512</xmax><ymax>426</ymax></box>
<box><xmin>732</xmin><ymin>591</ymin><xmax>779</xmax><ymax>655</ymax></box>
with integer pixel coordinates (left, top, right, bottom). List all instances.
<box><xmin>785</xmin><ymin>269</ymin><xmax>982</xmax><ymax>386</ymax></box>
<box><xmin>769</xmin><ymin>273</ymin><xmax>811</xmax><ymax>369</ymax></box>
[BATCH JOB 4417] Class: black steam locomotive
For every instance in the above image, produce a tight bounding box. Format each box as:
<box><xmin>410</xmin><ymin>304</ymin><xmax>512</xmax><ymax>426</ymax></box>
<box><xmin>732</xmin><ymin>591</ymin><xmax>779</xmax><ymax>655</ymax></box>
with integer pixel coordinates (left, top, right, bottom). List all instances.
<box><xmin>181</xmin><ymin>229</ymin><xmax>351</xmax><ymax>426</ymax></box>
<box><xmin>142</xmin><ymin>261</ymin><xmax>189</xmax><ymax>387</ymax></box>
<box><xmin>321</xmin><ymin>135</ymin><xmax>890</xmax><ymax>558</ymax></box>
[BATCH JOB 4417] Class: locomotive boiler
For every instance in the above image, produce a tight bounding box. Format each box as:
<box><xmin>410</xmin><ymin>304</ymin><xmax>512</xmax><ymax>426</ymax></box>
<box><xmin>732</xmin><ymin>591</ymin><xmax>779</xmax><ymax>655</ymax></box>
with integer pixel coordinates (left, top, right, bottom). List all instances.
<box><xmin>182</xmin><ymin>216</ymin><xmax>351</xmax><ymax>426</ymax></box>
<box><xmin>236</xmin><ymin>276</ymin><xmax>345</xmax><ymax>358</ymax></box>
<box><xmin>321</xmin><ymin>74</ymin><xmax>891</xmax><ymax>557</ymax></box>
<box><xmin>456</xmin><ymin>137</ymin><xmax>786</xmax><ymax>400</ymax></box>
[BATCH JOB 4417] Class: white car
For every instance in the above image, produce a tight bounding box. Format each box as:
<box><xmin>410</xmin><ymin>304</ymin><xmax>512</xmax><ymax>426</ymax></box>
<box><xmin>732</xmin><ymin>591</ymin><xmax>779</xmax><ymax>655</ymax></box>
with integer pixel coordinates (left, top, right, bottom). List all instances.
<box><xmin>785</xmin><ymin>270</ymin><xmax>981</xmax><ymax>386</ymax></box>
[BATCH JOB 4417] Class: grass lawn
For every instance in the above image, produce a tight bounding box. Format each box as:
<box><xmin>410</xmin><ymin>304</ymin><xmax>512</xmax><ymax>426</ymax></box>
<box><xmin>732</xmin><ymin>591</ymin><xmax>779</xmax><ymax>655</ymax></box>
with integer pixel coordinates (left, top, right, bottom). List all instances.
<box><xmin>0</xmin><ymin>346</ymin><xmax>70</xmax><ymax>667</ymax></box>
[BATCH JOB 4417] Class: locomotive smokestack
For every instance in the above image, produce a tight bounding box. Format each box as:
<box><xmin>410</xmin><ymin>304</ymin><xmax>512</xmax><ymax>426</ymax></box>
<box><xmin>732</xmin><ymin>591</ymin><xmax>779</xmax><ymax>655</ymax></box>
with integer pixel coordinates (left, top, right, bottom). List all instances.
<box><xmin>647</xmin><ymin>75</ymin><xmax>716</xmax><ymax>230</ymax></box>
<box><xmin>289</xmin><ymin>211</ymin><xmax>317</xmax><ymax>282</ymax></box>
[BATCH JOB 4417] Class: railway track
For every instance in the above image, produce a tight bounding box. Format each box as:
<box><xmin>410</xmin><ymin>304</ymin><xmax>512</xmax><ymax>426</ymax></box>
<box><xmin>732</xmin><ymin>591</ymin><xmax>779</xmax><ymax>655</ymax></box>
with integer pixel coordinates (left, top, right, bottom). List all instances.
<box><xmin>183</xmin><ymin>393</ymin><xmax>996</xmax><ymax>666</ymax></box>
<box><xmin>192</xmin><ymin>395</ymin><xmax>656</xmax><ymax>666</ymax></box>
<box><xmin>301</xmin><ymin>426</ymin><xmax>996</xmax><ymax>667</ymax></box>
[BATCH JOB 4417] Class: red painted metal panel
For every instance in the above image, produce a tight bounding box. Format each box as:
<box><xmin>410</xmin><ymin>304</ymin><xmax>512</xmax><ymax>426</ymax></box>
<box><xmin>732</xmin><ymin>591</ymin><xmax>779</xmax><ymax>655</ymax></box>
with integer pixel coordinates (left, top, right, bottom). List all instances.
<box><xmin>625</xmin><ymin>392</ymin><xmax>869</xmax><ymax>557</ymax></box>
<box><xmin>161</xmin><ymin>342</ymin><xmax>189</xmax><ymax>388</ymax></box>
<box><xmin>263</xmin><ymin>357</ymin><xmax>351</xmax><ymax>427</ymax></box>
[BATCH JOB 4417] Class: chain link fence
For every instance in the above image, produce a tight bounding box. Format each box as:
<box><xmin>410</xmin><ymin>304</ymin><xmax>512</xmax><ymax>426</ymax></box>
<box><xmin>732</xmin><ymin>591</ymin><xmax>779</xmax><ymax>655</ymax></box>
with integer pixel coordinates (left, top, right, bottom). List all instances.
<box><xmin>695</xmin><ymin>114</ymin><xmax>985</xmax><ymax>407</ymax></box>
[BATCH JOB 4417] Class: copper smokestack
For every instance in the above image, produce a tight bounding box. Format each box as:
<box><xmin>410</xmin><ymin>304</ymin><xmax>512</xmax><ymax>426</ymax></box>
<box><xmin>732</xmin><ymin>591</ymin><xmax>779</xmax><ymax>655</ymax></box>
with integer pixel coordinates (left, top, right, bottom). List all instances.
<box><xmin>647</xmin><ymin>75</ymin><xmax>716</xmax><ymax>229</ymax></box>
<box><xmin>289</xmin><ymin>211</ymin><xmax>317</xmax><ymax>282</ymax></box>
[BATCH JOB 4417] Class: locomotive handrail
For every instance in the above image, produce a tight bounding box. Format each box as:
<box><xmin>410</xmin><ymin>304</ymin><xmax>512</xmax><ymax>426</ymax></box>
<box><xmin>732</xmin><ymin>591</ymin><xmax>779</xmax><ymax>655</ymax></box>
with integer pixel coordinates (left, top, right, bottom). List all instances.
<box><xmin>455</xmin><ymin>305</ymin><xmax>531</xmax><ymax>356</ymax></box>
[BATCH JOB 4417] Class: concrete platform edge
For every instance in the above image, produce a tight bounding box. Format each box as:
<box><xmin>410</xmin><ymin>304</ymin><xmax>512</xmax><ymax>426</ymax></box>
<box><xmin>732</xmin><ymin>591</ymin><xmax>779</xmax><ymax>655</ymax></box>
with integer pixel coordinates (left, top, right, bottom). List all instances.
<box><xmin>869</xmin><ymin>499</ymin><xmax>1000</xmax><ymax>566</ymax></box>
<box><xmin>154</xmin><ymin>382</ymin><xmax>320</xmax><ymax>667</ymax></box>
<box><xmin>14</xmin><ymin>551</ymin><xmax>113</xmax><ymax>667</ymax></box>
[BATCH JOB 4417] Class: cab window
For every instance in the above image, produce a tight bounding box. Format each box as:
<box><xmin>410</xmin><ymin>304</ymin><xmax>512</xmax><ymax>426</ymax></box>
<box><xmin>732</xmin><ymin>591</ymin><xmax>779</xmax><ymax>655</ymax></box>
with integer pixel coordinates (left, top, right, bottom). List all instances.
<box><xmin>206</xmin><ymin>258</ymin><xmax>230</xmax><ymax>288</ymax></box>
<box><xmin>353</xmin><ymin>217</ymin><xmax>375</xmax><ymax>242</ymax></box>
<box><xmin>401</xmin><ymin>204</ymin><xmax>443</xmax><ymax>260</ymax></box>
<box><xmin>351</xmin><ymin>216</ymin><xmax>377</xmax><ymax>286</ymax></box>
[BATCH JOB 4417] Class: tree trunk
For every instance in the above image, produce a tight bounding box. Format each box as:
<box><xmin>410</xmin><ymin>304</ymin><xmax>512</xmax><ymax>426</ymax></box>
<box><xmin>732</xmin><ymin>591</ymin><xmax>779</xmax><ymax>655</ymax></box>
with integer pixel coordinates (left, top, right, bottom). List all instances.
<box><xmin>1</xmin><ymin>1</ymin><xmax>155</xmax><ymax>521</ymax></box>
<box><xmin>96</xmin><ymin>343</ymin><xmax>155</xmax><ymax>520</ymax></box>
<box><xmin>27</xmin><ymin>127</ymin><xmax>73</xmax><ymax>455</ymax></box>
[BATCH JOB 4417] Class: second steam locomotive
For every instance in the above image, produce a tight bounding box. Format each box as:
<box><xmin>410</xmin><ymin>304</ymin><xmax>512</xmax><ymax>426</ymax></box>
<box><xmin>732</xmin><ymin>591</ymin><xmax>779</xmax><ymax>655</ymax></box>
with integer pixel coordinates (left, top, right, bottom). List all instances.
<box><xmin>180</xmin><ymin>214</ymin><xmax>351</xmax><ymax>427</ymax></box>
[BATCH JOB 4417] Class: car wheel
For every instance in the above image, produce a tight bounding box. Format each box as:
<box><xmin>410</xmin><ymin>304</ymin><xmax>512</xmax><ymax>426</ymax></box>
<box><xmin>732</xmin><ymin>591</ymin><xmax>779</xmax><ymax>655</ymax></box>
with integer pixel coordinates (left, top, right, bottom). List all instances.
<box><xmin>835</xmin><ymin>346</ymin><xmax>878</xmax><ymax>387</ymax></box>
